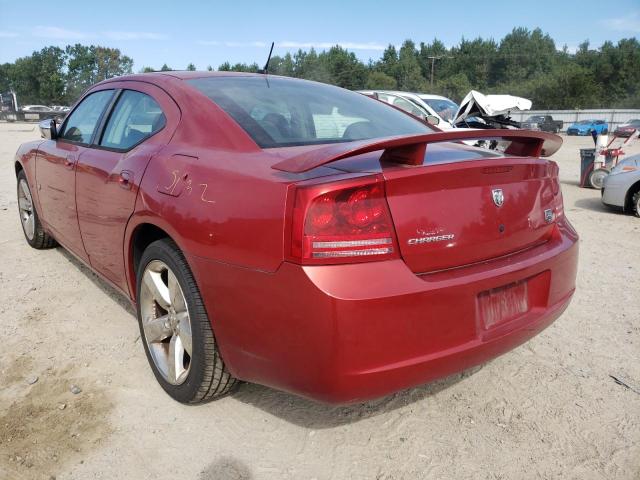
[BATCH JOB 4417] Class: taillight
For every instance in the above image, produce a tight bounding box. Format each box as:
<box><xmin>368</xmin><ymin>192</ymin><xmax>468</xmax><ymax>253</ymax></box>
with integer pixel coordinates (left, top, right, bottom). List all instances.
<box><xmin>289</xmin><ymin>175</ymin><xmax>399</xmax><ymax>264</ymax></box>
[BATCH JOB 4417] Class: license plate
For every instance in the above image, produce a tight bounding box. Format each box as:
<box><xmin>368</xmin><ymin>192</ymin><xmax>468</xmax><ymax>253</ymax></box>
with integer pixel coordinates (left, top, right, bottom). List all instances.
<box><xmin>25</xmin><ymin>113</ymin><xmax>39</xmax><ymax>120</ymax></box>
<box><xmin>478</xmin><ymin>281</ymin><xmax>529</xmax><ymax>329</ymax></box>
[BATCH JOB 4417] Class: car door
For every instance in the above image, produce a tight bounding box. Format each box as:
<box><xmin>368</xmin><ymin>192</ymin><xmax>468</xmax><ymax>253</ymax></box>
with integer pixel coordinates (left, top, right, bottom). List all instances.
<box><xmin>75</xmin><ymin>83</ymin><xmax>179</xmax><ymax>292</ymax></box>
<box><xmin>36</xmin><ymin>89</ymin><xmax>115</xmax><ymax>261</ymax></box>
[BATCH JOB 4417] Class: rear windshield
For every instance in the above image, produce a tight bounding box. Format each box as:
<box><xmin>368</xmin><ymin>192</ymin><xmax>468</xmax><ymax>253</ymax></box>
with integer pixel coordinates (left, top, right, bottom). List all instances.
<box><xmin>187</xmin><ymin>76</ymin><xmax>431</xmax><ymax>148</ymax></box>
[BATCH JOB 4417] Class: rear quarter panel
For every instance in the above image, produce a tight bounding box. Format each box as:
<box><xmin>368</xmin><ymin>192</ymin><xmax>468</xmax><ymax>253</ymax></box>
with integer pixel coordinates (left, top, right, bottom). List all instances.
<box><xmin>126</xmin><ymin>144</ymin><xmax>310</xmax><ymax>301</ymax></box>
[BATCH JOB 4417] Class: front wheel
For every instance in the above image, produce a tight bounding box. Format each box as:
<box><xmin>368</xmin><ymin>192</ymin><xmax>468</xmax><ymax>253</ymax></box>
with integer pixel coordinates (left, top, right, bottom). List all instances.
<box><xmin>17</xmin><ymin>170</ymin><xmax>56</xmax><ymax>249</ymax></box>
<box><xmin>136</xmin><ymin>238</ymin><xmax>237</xmax><ymax>404</ymax></box>
<box><xmin>589</xmin><ymin>168</ymin><xmax>609</xmax><ymax>189</ymax></box>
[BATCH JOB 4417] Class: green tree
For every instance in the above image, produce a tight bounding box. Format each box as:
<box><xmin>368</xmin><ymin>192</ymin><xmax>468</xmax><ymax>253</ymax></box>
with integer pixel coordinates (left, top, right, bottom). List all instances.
<box><xmin>160</xmin><ymin>63</ymin><xmax>171</xmax><ymax>71</ymax></box>
<box><xmin>396</xmin><ymin>40</ymin><xmax>427</xmax><ymax>91</ymax></box>
<box><xmin>186</xmin><ymin>63</ymin><xmax>196</xmax><ymax>71</ymax></box>
<box><xmin>65</xmin><ymin>44</ymin><xmax>133</xmax><ymax>103</ymax></box>
<box><xmin>365</xmin><ymin>71</ymin><xmax>397</xmax><ymax>89</ymax></box>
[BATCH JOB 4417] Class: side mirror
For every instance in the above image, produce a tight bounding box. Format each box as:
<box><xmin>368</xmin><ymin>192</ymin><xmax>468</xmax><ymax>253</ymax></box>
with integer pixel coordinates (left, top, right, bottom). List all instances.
<box><xmin>39</xmin><ymin>118</ymin><xmax>58</xmax><ymax>140</ymax></box>
<box><xmin>425</xmin><ymin>115</ymin><xmax>440</xmax><ymax>126</ymax></box>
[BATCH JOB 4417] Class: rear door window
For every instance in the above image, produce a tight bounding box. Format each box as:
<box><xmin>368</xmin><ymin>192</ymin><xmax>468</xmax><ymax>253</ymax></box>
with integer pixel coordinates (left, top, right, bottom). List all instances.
<box><xmin>99</xmin><ymin>90</ymin><xmax>166</xmax><ymax>150</ymax></box>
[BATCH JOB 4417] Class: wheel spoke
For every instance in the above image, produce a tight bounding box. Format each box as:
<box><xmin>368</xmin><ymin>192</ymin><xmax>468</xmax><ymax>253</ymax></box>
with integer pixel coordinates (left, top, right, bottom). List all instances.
<box><xmin>143</xmin><ymin>270</ymin><xmax>171</xmax><ymax>310</ymax></box>
<box><xmin>143</xmin><ymin>314</ymin><xmax>171</xmax><ymax>343</ymax></box>
<box><xmin>24</xmin><ymin>214</ymin><xmax>35</xmax><ymax>239</ymax></box>
<box><xmin>18</xmin><ymin>197</ymin><xmax>31</xmax><ymax>211</ymax></box>
<box><xmin>168</xmin><ymin>270</ymin><xmax>185</xmax><ymax>311</ymax></box>
<box><xmin>168</xmin><ymin>334</ymin><xmax>185</xmax><ymax>384</ymax></box>
<box><xmin>177</xmin><ymin>312</ymin><xmax>192</xmax><ymax>355</ymax></box>
<box><xmin>20</xmin><ymin>180</ymin><xmax>31</xmax><ymax>200</ymax></box>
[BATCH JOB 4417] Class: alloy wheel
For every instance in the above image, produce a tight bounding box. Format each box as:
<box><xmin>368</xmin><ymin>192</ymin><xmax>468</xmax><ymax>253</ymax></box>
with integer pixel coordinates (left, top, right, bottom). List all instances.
<box><xmin>18</xmin><ymin>179</ymin><xmax>35</xmax><ymax>240</ymax></box>
<box><xmin>139</xmin><ymin>260</ymin><xmax>193</xmax><ymax>385</ymax></box>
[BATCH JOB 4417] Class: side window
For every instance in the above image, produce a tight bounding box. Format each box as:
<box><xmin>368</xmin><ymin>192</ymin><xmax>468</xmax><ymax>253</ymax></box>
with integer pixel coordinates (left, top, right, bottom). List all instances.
<box><xmin>99</xmin><ymin>90</ymin><xmax>166</xmax><ymax>150</ymax></box>
<box><xmin>389</xmin><ymin>96</ymin><xmax>426</xmax><ymax>119</ymax></box>
<box><xmin>60</xmin><ymin>90</ymin><xmax>114</xmax><ymax>144</ymax></box>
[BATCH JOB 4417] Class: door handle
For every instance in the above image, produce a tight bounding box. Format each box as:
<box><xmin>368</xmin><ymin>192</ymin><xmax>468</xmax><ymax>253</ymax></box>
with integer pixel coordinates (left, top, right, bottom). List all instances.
<box><xmin>118</xmin><ymin>170</ymin><xmax>133</xmax><ymax>189</ymax></box>
<box><xmin>64</xmin><ymin>155</ymin><xmax>75</xmax><ymax>169</ymax></box>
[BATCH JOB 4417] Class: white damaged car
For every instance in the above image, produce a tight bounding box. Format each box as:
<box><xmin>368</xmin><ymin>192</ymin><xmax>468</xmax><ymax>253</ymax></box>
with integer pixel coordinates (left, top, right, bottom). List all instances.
<box><xmin>602</xmin><ymin>154</ymin><xmax>640</xmax><ymax>217</ymax></box>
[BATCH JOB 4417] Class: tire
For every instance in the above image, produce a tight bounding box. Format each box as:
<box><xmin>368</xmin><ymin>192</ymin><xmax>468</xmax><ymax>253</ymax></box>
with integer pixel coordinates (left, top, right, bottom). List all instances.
<box><xmin>17</xmin><ymin>170</ymin><xmax>57</xmax><ymax>249</ymax></box>
<box><xmin>136</xmin><ymin>238</ymin><xmax>237</xmax><ymax>404</ymax></box>
<box><xmin>633</xmin><ymin>190</ymin><xmax>640</xmax><ymax>218</ymax></box>
<box><xmin>588</xmin><ymin>168</ymin><xmax>609</xmax><ymax>189</ymax></box>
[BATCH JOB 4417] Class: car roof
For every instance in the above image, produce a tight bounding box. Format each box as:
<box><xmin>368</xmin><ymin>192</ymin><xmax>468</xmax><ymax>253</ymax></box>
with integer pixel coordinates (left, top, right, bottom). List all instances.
<box><xmin>416</xmin><ymin>93</ymin><xmax>453</xmax><ymax>101</ymax></box>
<box><xmin>102</xmin><ymin>71</ymin><xmax>265</xmax><ymax>83</ymax></box>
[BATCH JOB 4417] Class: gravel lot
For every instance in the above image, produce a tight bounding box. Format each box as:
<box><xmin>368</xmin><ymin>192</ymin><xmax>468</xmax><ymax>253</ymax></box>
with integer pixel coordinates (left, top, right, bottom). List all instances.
<box><xmin>1</xmin><ymin>122</ymin><xmax>639</xmax><ymax>480</ymax></box>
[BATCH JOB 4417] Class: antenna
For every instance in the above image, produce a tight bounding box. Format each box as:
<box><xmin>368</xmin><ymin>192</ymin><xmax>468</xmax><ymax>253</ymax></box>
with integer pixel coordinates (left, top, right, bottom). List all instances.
<box><xmin>262</xmin><ymin>42</ymin><xmax>275</xmax><ymax>74</ymax></box>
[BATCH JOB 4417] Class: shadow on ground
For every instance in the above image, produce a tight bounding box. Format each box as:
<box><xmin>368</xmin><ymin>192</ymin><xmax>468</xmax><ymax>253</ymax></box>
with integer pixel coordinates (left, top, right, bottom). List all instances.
<box><xmin>56</xmin><ymin>248</ymin><xmax>136</xmax><ymax>316</ymax></box>
<box><xmin>198</xmin><ymin>457</ymin><xmax>253</xmax><ymax>480</ymax></box>
<box><xmin>573</xmin><ymin>196</ymin><xmax>625</xmax><ymax>214</ymax></box>
<box><xmin>230</xmin><ymin>365</ymin><xmax>483</xmax><ymax>429</ymax></box>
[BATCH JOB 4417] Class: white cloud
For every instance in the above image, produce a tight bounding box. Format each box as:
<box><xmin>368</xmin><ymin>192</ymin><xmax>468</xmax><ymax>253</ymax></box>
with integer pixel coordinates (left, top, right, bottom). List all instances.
<box><xmin>102</xmin><ymin>31</ymin><xmax>168</xmax><ymax>41</ymax></box>
<box><xmin>603</xmin><ymin>13</ymin><xmax>640</xmax><ymax>33</ymax></box>
<box><xmin>32</xmin><ymin>26</ymin><xmax>87</xmax><ymax>40</ymax></box>
<box><xmin>198</xmin><ymin>40</ymin><xmax>386</xmax><ymax>51</ymax></box>
<box><xmin>279</xmin><ymin>41</ymin><xmax>385</xmax><ymax>51</ymax></box>
<box><xmin>198</xmin><ymin>40</ymin><xmax>267</xmax><ymax>47</ymax></box>
<box><xmin>0</xmin><ymin>31</ymin><xmax>18</xmax><ymax>38</ymax></box>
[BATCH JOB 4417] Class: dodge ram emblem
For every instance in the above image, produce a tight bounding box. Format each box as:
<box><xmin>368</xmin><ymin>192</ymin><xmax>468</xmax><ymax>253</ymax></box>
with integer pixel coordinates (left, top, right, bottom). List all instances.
<box><xmin>492</xmin><ymin>188</ymin><xmax>504</xmax><ymax>207</ymax></box>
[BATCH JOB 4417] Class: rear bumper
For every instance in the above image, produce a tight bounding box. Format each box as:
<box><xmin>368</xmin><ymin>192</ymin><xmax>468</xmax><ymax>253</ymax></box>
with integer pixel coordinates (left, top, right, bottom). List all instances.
<box><xmin>189</xmin><ymin>218</ymin><xmax>579</xmax><ymax>404</ymax></box>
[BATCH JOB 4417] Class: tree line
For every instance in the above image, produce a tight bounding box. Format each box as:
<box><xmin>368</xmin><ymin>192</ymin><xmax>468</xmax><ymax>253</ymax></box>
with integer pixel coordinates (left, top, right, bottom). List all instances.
<box><xmin>1</xmin><ymin>28</ymin><xmax>639</xmax><ymax>109</ymax></box>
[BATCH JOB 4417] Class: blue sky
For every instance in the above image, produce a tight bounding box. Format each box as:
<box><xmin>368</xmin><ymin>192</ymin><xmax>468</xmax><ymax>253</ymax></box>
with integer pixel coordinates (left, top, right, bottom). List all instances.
<box><xmin>1</xmin><ymin>0</ymin><xmax>638</xmax><ymax>70</ymax></box>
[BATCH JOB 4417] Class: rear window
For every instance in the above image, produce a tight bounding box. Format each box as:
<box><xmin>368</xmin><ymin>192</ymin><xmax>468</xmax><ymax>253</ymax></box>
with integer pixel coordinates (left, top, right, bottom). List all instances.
<box><xmin>187</xmin><ymin>76</ymin><xmax>431</xmax><ymax>148</ymax></box>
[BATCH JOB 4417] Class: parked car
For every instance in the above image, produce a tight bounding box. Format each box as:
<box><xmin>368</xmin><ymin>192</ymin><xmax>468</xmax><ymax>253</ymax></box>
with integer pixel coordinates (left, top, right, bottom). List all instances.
<box><xmin>14</xmin><ymin>72</ymin><xmax>578</xmax><ymax>404</ymax></box>
<box><xmin>521</xmin><ymin>115</ymin><xmax>563</xmax><ymax>133</ymax></box>
<box><xmin>601</xmin><ymin>154</ymin><xmax>640</xmax><ymax>216</ymax></box>
<box><xmin>358</xmin><ymin>90</ymin><xmax>458</xmax><ymax>129</ymax></box>
<box><xmin>16</xmin><ymin>104</ymin><xmax>58</xmax><ymax>121</ymax></box>
<box><xmin>613</xmin><ymin>119</ymin><xmax>640</xmax><ymax>137</ymax></box>
<box><xmin>21</xmin><ymin>105</ymin><xmax>54</xmax><ymax>112</ymax></box>
<box><xmin>566</xmin><ymin>119</ymin><xmax>608</xmax><ymax>136</ymax></box>
<box><xmin>50</xmin><ymin>105</ymin><xmax>71</xmax><ymax>113</ymax></box>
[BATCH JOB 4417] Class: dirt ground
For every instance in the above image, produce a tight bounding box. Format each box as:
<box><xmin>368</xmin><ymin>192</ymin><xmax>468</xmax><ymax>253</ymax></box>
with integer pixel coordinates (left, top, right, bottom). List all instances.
<box><xmin>0</xmin><ymin>122</ymin><xmax>639</xmax><ymax>480</ymax></box>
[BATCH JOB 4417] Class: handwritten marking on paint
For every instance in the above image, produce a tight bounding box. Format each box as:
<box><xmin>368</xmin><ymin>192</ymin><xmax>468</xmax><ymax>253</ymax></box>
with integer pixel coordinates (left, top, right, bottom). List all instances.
<box><xmin>161</xmin><ymin>170</ymin><xmax>215</xmax><ymax>204</ymax></box>
<box><xmin>164</xmin><ymin>170</ymin><xmax>180</xmax><ymax>194</ymax></box>
<box><xmin>199</xmin><ymin>183</ymin><xmax>216</xmax><ymax>203</ymax></box>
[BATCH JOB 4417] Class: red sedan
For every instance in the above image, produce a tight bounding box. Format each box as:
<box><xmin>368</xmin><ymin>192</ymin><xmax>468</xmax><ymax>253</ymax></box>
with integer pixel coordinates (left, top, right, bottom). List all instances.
<box><xmin>14</xmin><ymin>72</ymin><xmax>578</xmax><ymax>404</ymax></box>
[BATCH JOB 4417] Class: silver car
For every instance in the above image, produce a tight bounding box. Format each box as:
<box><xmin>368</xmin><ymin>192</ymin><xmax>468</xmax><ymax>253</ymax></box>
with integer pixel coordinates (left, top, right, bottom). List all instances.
<box><xmin>602</xmin><ymin>154</ymin><xmax>640</xmax><ymax>217</ymax></box>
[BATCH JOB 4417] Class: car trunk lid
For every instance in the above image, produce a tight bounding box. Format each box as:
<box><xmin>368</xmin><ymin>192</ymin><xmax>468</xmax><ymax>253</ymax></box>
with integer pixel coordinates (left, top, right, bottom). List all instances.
<box><xmin>382</xmin><ymin>155</ymin><xmax>558</xmax><ymax>273</ymax></box>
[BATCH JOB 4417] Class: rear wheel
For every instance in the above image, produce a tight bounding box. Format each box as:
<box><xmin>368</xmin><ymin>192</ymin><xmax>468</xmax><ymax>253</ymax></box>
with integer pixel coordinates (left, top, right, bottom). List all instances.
<box><xmin>17</xmin><ymin>170</ymin><xmax>56</xmax><ymax>249</ymax></box>
<box><xmin>633</xmin><ymin>190</ymin><xmax>640</xmax><ymax>218</ymax></box>
<box><xmin>589</xmin><ymin>168</ymin><xmax>609</xmax><ymax>189</ymax></box>
<box><xmin>136</xmin><ymin>238</ymin><xmax>237</xmax><ymax>403</ymax></box>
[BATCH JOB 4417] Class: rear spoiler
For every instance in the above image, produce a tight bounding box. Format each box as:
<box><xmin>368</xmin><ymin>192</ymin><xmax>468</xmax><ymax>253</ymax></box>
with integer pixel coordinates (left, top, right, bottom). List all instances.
<box><xmin>272</xmin><ymin>129</ymin><xmax>562</xmax><ymax>173</ymax></box>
